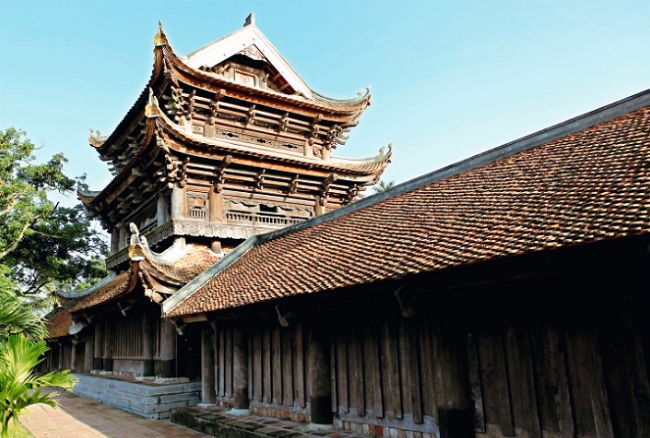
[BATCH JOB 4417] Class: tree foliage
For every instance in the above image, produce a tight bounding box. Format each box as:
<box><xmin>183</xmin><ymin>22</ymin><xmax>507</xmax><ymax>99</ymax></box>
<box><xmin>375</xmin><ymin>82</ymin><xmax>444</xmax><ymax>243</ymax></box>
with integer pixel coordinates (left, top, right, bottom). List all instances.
<box><xmin>373</xmin><ymin>179</ymin><xmax>395</xmax><ymax>193</ymax></box>
<box><xmin>0</xmin><ymin>292</ymin><xmax>46</xmax><ymax>341</ymax></box>
<box><xmin>0</xmin><ymin>128</ymin><xmax>108</xmax><ymax>300</ymax></box>
<box><xmin>0</xmin><ymin>290</ymin><xmax>77</xmax><ymax>437</ymax></box>
<box><xmin>0</xmin><ymin>334</ymin><xmax>76</xmax><ymax>437</ymax></box>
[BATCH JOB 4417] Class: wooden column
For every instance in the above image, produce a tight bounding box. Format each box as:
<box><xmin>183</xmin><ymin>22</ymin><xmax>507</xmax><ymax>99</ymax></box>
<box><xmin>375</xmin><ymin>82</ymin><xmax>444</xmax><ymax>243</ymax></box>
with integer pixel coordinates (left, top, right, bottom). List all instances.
<box><xmin>157</xmin><ymin>192</ymin><xmax>170</xmax><ymax>225</ymax></box>
<box><xmin>170</xmin><ymin>186</ymin><xmax>185</xmax><ymax>220</ymax></box>
<box><xmin>110</xmin><ymin>227</ymin><xmax>120</xmax><ymax>254</ymax></box>
<box><xmin>201</xmin><ymin>326</ymin><xmax>216</xmax><ymax>404</ymax></box>
<box><xmin>314</xmin><ymin>199</ymin><xmax>326</xmax><ymax>217</ymax></box>
<box><xmin>232</xmin><ymin>325</ymin><xmax>249</xmax><ymax>409</ymax></box>
<box><xmin>308</xmin><ymin>319</ymin><xmax>333</xmax><ymax>424</ymax></box>
<box><xmin>118</xmin><ymin>224</ymin><xmax>127</xmax><ymax>249</ymax></box>
<box><xmin>142</xmin><ymin>313</ymin><xmax>154</xmax><ymax>376</ymax></box>
<box><xmin>57</xmin><ymin>342</ymin><xmax>64</xmax><ymax>371</ymax></box>
<box><xmin>304</xmin><ymin>140</ymin><xmax>314</xmax><ymax>158</ymax></box>
<box><xmin>94</xmin><ymin>322</ymin><xmax>104</xmax><ymax>370</ymax></box>
<box><xmin>84</xmin><ymin>331</ymin><xmax>94</xmax><ymax>372</ymax></box>
<box><xmin>209</xmin><ymin>190</ymin><xmax>224</xmax><ymax>223</ymax></box>
<box><xmin>70</xmin><ymin>339</ymin><xmax>78</xmax><ymax>372</ymax></box>
<box><xmin>157</xmin><ymin>319</ymin><xmax>176</xmax><ymax>377</ymax></box>
<box><xmin>433</xmin><ymin>318</ymin><xmax>474</xmax><ymax>438</ymax></box>
<box><xmin>103</xmin><ymin>321</ymin><xmax>113</xmax><ymax>372</ymax></box>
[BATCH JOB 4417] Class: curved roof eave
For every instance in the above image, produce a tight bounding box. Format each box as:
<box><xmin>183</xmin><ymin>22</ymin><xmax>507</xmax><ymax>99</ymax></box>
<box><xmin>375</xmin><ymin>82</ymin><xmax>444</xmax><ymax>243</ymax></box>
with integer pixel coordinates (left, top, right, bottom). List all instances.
<box><xmin>151</xmin><ymin>104</ymin><xmax>390</xmax><ymax>178</ymax></box>
<box><xmin>84</xmin><ymin>114</ymin><xmax>159</xmax><ymax>207</ymax></box>
<box><xmin>90</xmin><ymin>38</ymin><xmax>166</xmax><ymax>155</ymax></box>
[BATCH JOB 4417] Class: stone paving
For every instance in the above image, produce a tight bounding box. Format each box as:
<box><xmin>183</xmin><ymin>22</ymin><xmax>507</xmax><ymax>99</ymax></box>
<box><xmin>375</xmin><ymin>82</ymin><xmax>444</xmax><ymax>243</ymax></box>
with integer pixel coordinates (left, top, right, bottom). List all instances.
<box><xmin>19</xmin><ymin>388</ymin><xmax>208</xmax><ymax>437</ymax></box>
<box><xmin>19</xmin><ymin>387</ymin><xmax>373</xmax><ymax>438</ymax></box>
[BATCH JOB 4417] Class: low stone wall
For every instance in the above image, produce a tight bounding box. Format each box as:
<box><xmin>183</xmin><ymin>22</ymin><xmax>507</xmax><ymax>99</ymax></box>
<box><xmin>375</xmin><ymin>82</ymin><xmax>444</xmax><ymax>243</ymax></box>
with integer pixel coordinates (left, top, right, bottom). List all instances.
<box><xmin>72</xmin><ymin>374</ymin><xmax>201</xmax><ymax>419</ymax></box>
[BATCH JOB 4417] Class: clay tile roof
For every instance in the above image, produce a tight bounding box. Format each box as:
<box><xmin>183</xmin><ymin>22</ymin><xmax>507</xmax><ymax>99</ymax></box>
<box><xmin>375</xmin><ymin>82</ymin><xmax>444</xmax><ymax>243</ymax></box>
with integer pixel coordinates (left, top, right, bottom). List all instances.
<box><xmin>165</xmin><ymin>92</ymin><xmax>650</xmax><ymax>318</ymax></box>
<box><xmin>45</xmin><ymin>308</ymin><xmax>72</xmax><ymax>339</ymax></box>
<box><xmin>71</xmin><ymin>272</ymin><xmax>131</xmax><ymax>313</ymax></box>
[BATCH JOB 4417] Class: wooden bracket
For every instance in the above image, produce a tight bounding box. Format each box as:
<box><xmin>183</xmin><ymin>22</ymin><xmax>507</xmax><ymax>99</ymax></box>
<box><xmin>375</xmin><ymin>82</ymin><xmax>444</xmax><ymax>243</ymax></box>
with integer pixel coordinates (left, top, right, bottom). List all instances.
<box><xmin>394</xmin><ymin>287</ymin><xmax>416</xmax><ymax>318</ymax></box>
<box><xmin>117</xmin><ymin>302</ymin><xmax>133</xmax><ymax>317</ymax></box>
<box><xmin>275</xmin><ymin>304</ymin><xmax>297</xmax><ymax>328</ymax></box>
<box><xmin>171</xmin><ymin>319</ymin><xmax>186</xmax><ymax>335</ymax></box>
<box><xmin>213</xmin><ymin>155</ymin><xmax>233</xmax><ymax>193</ymax></box>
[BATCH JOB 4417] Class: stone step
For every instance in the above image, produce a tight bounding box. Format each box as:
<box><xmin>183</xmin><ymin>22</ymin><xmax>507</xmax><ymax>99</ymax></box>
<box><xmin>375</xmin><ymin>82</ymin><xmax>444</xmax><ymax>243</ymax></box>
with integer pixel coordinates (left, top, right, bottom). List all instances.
<box><xmin>171</xmin><ymin>406</ymin><xmax>371</xmax><ymax>438</ymax></box>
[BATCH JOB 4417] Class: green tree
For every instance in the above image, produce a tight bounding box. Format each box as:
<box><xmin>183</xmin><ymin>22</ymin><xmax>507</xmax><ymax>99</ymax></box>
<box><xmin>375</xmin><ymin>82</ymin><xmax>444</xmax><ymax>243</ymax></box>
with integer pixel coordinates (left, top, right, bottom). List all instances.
<box><xmin>373</xmin><ymin>179</ymin><xmax>395</xmax><ymax>193</ymax></box>
<box><xmin>0</xmin><ymin>128</ymin><xmax>107</xmax><ymax>302</ymax></box>
<box><xmin>0</xmin><ymin>292</ymin><xmax>46</xmax><ymax>341</ymax></box>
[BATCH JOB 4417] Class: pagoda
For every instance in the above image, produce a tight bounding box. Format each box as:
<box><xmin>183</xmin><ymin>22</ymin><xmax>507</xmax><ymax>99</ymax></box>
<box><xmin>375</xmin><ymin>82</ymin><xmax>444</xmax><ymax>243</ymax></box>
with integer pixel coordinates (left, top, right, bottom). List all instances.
<box><xmin>81</xmin><ymin>15</ymin><xmax>391</xmax><ymax>271</ymax></box>
<box><xmin>44</xmin><ymin>15</ymin><xmax>390</xmax><ymax>395</ymax></box>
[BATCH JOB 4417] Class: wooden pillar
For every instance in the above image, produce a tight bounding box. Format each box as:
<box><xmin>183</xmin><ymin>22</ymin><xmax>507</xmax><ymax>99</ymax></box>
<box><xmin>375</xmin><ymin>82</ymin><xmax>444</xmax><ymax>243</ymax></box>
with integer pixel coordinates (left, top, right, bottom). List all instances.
<box><xmin>308</xmin><ymin>319</ymin><xmax>333</xmax><ymax>424</ymax></box>
<box><xmin>322</xmin><ymin>146</ymin><xmax>331</xmax><ymax>161</ymax></box>
<box><xmin>304</xmin><ymin>140</ymin><xmax>314</xmax><ymax>158</ymax></box>
<box><xmin>232</xmin><ymin>326</ymin><xmax>249</xmax><ymax>409</ymax></box>
<box><xmin>94</xmin><ymin>322</ymin><xmax>104</xmax><ymax>370</ymax></box>
<box><xmin>84</xmin><ymin>331</ymin><xmax>94</xmax><ymax>372</ymax></box>
<box><xmin>157</xmin><ymin>192</ymin><xmax>170</xmax><ymax>225</ymax></box>
<box><xmin>142</xmin><ymin>313</ymin><xmax>154</xmax><ymax>376</ymax></box>
<box><xmin>57</xmin><ymin>342</ymin><xmax>64</xmax><ymax>371</ymax></box>
<box><xmin>70</xmin><ymin>339</ymin><xmax>78</xmax><ymax>372</ymax></box>
<box><xmin>433</xmin><ymin>318</ymin><xmax>474</xmax><ymax>438</ymax></box>
<box><xmin>170</xmin><ymin>186</ymin><xmax>185</xmax><ymax>220</ymax></box>
<box><xmin>111</xmin><ymin>227</ymin><xmax>120</xmax><ymax>254</ymax></box>
<box><xmin>208</xmin><ymin>190</ymin><xmax>224</xmax><ymax>223</ymax></box>
<box><xmin>157</xmin><ymin>320</ymin><xmax>176</xmax><ymax>377</ymax></box>
<box><xmin>315</xmin><ymin>199</ymin><xmax>326</xmax><ymax>217</ymax></box>
<box><xmin>201</xmin><ymin>326</ymin><xmax>216</xmax><ymax>404</ymax></box>
<box><xmin>118</xmin><ymin>224</ymin><xmax>127</xmax><ymax>249</ymax></box>
<box><xmin>103</xmin><ymin>321</ymin><xmax>113</xmax><ymax>372</ymax></box>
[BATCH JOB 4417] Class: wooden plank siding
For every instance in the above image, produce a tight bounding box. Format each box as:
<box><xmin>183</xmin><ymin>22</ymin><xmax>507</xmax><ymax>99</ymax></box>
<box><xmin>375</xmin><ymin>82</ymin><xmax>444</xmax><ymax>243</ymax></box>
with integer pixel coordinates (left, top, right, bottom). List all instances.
<box><xmin>331</xmin><ymin>317</ymin><xmax>438</xmax><ymax>433</ymax></box>
<box><xmin>203</xmin><ymin>287</ymin><xmax>649</xmax><ymax>437</ymax></box>
<box><xmin>468</xmin><ymin>322</ymin><xmax>650</xmax><ymax>438</ymax></box>
<box><xmin>112</xmin><ymin>315</ymin><xmax>144</xmax><ymax>358</ymax></box>
<box><xmin>246</xmin><ymin>322</ymin><xmax>309</xmax><ymax>419</ymax></box>
<box><xmin>323</xmin><ymin>310</ymin><xmax>650</xmax><ymax>438</ymax></box>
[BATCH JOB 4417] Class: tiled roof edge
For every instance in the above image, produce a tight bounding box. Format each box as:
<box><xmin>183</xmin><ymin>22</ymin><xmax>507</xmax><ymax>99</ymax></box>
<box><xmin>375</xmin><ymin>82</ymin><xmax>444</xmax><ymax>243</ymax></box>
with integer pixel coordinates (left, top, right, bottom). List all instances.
<box><xmin>57</xmin><ymin>272</ymin><xmax>117</xmax><ymax>299</ymax></box>
<box><xmin>161</xmin><ymin>235</ymin><xmax>259</xmax><ymax>316</ymax></box>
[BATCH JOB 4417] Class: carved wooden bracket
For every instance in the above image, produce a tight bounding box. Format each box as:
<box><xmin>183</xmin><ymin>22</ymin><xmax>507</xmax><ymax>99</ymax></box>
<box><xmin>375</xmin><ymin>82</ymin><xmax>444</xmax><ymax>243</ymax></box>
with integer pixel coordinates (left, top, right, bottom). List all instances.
<box><xmin>213</xmin><ymin>155</ymin><xmax>233</xmax><ymax>193</ymax></box>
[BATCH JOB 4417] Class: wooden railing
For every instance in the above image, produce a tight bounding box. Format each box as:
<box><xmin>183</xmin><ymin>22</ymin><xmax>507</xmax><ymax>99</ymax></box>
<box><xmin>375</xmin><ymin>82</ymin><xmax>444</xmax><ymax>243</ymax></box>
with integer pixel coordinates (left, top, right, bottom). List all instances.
<box><xmin>225</xmin><ymin>211</ymin><xmax>305</xmax><ymax>227</ymax></box>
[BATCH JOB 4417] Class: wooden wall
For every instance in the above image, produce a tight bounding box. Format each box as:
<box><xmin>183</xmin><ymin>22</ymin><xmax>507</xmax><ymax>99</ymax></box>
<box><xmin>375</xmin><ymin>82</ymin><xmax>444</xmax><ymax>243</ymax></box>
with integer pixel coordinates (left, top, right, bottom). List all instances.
<box><xmin>469</xmin><ymin>323</ymin><xmax>650</xmax><ymax>438</ymax></box>
<box><xmin>112</xmin><ymin>315</ymin><xmax>144</xmax><ymax>358</ymax></box>
<box><xmin>327</xmin><ymin>309</ymin><xmax>650</xmax><ymax>437</ymax></box>
<box><xmin>332</xmin><ymin>317</ymin><xmax>435</xmax><ymax>432</ymax></box>
<box><xmin>244</xmin><ymin>323</ymin><xmax>308</xmax><ymax>419</ymax></box>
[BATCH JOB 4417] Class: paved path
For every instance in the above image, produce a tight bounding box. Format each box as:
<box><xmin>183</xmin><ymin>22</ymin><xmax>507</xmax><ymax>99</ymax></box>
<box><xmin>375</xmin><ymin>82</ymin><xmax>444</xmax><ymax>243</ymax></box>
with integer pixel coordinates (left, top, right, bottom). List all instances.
<box><xmin>20</xmin><ymin>388</ymin><xmax>209</xmax><ymax>437</ymax></box>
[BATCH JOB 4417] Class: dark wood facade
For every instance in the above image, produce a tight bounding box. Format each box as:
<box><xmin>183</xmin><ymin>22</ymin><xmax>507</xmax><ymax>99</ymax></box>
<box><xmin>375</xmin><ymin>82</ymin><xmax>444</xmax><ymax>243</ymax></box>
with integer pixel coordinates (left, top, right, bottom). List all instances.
<box><xmin>189</xmin><ymin>234</ymin><xmax>650</xmax><ymax>438</ymax></box>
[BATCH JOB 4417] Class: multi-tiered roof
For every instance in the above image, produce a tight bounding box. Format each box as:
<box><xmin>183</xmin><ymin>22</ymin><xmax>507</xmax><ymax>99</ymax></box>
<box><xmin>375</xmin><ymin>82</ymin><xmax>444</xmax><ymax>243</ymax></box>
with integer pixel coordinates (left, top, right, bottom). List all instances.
<box><xmin>80</xmin><ymin>17</ymin><xmax>390</xmax><ymax>271</ymax></box>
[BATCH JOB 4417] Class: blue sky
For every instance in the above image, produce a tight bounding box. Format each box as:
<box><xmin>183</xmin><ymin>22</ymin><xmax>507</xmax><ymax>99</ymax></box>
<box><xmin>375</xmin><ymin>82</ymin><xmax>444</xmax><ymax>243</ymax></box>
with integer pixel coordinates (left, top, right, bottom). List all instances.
<box><xmin>1</xmin><ymin>1</ymin><xmax>649</xmax><ymax>204</ymax></box>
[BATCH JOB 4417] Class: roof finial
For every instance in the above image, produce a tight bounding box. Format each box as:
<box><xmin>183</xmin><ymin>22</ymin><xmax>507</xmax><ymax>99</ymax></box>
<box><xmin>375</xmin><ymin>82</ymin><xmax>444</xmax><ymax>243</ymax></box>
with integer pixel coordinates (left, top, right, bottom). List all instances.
<box><xmin>244</xmin><ymin>13</ymin><xmax>255</xmax><ymax>27</ymax></box>
<box><xmin>154</xmin><ymin>20</ymin><xmax>169</xmax><ymax>46</ymax></box>
<box><xmin>145</xmin><ymin>87</ymin><xmax>160</xmax><ymax>118</ymax></box>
